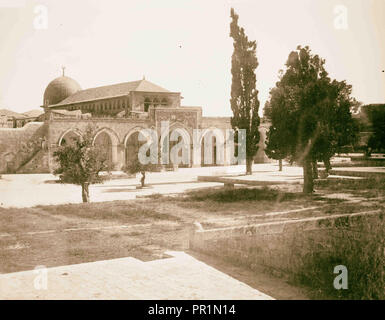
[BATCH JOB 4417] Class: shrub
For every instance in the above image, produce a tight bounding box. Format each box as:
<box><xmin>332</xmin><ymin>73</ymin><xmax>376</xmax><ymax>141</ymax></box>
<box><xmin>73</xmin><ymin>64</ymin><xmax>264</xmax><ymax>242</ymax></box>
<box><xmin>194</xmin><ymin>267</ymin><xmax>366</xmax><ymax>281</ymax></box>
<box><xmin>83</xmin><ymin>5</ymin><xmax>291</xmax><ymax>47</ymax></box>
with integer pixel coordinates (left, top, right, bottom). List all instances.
<box><xmin>292</xmin><ymin>213</ymin><xmax>385</xmax><ymax>299</ymax></box>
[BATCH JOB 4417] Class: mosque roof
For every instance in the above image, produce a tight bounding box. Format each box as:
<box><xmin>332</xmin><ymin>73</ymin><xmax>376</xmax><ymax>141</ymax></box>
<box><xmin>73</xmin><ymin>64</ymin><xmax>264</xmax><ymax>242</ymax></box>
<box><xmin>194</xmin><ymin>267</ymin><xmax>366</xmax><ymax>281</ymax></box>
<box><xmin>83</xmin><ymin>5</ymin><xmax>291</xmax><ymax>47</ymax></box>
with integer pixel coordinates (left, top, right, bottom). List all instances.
<box><xmin>48</xmin><ymin>79</ymin><xmax>172</xmax><ymax>107</ymax></box>
<box><xmin>44</xmin><ymin>76</ymin><xmax>82</xmax><ymax>106</ymax></box>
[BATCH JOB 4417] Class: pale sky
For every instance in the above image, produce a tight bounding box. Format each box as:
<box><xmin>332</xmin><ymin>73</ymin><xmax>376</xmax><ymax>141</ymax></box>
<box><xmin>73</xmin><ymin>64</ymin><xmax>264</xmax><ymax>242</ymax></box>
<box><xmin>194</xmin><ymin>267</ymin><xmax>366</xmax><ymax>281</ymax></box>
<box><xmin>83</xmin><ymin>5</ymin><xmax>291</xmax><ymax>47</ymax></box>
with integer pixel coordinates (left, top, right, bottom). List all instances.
<box><xmin>0</xmin><ymin>0</ymin><xmax>384</xmax><ymax>116</ymax></box>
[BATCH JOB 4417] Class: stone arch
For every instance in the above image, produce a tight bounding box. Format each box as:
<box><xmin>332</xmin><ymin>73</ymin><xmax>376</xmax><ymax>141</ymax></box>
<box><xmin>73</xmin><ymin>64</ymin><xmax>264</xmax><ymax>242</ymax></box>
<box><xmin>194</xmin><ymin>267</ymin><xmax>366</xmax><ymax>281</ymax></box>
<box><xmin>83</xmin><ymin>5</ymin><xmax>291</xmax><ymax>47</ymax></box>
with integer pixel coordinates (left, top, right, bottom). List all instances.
<box><xmin>124</xmin><ymin>126</ymin><xmax>150</xmax><ymax>168</ymax></box>
<box><xmin>123</xmin><ymin>126</ymin><xmax>148</xmax><ymax>147</ymax></box>
<box><xmin>169</xmin><ymin>127</ymin><xmax>191</xmax><ymax>167</ymax></box>
<box><xmin>161</xmin><ymin>122</ymin><xmax>192</xmax><ymax>167</ymax></box>
<box><xmin>92</xmin><ymin>127</ymin><xmax>119</xmax><ymax>146</ymax></box>
<box><xmin>93</xmin><ymin>128</ymin><xmax>120</xmax><ymax>169</ymax></box>
<box><xmin>58</xmin><ymin>128</ymin><xmax>83</xmax><ymax>146</ymax></box>
<box><xmin>199</xmin><ymin>128</ymin><xmax>225</xmax><ymax>166</ymax></box>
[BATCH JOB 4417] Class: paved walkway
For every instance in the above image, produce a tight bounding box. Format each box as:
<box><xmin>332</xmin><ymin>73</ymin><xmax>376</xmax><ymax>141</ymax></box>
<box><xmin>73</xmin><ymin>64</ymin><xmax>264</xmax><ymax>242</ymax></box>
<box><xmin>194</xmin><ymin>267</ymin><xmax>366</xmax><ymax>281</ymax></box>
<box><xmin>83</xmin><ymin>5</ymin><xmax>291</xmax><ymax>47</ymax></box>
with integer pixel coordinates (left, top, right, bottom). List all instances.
<box><xmin>0</xmin><ymin>164</ymin><xmax>303</xmax><ymax>208</ymax></box>
<box><xmin>0</xmin><ymin>251</ymin><xmax>273</xmax><ymax>300</ymax></box>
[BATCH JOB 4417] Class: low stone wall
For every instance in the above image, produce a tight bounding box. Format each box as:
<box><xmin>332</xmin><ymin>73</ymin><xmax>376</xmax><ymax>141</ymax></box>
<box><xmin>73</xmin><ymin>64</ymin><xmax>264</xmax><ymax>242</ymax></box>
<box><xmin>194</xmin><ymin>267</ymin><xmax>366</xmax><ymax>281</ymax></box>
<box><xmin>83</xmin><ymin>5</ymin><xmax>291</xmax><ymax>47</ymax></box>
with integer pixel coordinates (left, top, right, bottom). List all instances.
<box><xmin>189</xmin><ymin>211</ymin><xmax>381</xmax><ymax>275</ymax></box>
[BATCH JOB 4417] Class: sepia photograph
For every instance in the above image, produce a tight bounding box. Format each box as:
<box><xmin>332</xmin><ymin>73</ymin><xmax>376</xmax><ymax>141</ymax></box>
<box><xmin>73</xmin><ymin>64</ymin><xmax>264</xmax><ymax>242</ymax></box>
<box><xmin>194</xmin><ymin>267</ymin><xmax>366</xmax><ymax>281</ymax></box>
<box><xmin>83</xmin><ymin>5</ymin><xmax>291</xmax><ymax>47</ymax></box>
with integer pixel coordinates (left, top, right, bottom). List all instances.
<box><xmin>0</xmin><ymin>0</ymin><xmax>384</xmax><ymax>306</ymax></box>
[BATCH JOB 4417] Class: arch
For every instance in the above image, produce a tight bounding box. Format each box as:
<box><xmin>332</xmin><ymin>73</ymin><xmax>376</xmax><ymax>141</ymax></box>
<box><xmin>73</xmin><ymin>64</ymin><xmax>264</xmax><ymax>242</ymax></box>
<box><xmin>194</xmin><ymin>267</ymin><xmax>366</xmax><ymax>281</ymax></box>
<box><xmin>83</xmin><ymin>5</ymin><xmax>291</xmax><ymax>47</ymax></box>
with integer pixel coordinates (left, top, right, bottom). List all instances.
<box><xmin>123</xmin><ymin>126</ymin><xmax>148</xmax><ymax>147</ymax></box>
<box><xmin>92</xmin><ymin>127</ymin><xmax>119</xmax><ymax>146</ymax></box>
<box><xmin>169</xmin><ymin>121</ymin><xmax>193</xmax><ymax>137</ymax></box>
<box><xmin>124</xmin><ymin>126</ymin><xmax>153</xmax><ymax>168</ymax></box>
<box><xmin>169</xmin><ymin>127</ymin><xmax>191</xmax><ymax>167</ymax></box>
<box><xmin>92</xmin><ymin>128</ymin><xmax>120</xmax><ymax>169</ymax></box>
<box><xmin>199</xmin><ymin>128</ymin><xmax>225</xmax><ymax>166</ymax></box>
<box><xmin>160</xmin><ymin>123</ymin><xmax>192</xmax><ymax>167</ymax></box>
<box><xmin>124</xmin><ymin>127</ymin><xmax>152</xmax><ymax>168</ymax></box>
<box><xmin>169</xmin><ymin>126</ymin><xmax>191</xmax><ymax>147</ymax></box>
<box><xmin>94</xmin><ymin>132</ymin><xmax>113</xmax><ymax>168</ymax></box>
<box><xmin>58</xmin><ymin>128</ymin><xmax>83</xmax><ymax>146</ymax></box>
<box><xmin>198</xmin><ymin>128</ymin><xmax>225</xmax><ymax>146</ymax></box>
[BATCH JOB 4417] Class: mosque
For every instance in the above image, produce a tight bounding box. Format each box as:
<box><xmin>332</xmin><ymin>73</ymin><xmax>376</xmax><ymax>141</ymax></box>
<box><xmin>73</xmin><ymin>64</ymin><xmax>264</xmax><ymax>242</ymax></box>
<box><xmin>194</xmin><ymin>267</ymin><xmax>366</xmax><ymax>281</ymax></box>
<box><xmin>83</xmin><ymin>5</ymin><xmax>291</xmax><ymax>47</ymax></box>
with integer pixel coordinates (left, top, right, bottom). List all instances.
<box><xmin>0</xmin><ymin>70</ymin><xmax>269</xmax><ymax>174</ymax></box>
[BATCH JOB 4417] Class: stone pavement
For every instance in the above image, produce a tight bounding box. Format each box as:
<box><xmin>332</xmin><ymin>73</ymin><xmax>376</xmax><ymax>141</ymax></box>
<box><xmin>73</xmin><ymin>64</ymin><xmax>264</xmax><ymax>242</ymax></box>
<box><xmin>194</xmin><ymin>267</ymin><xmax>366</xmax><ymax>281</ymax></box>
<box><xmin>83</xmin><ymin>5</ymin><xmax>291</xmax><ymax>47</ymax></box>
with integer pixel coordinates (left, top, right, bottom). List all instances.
<box><xmin>0</xmin><ymin>251</ymin><xmax>273</xmax><ymax>300</ymax></box>
<box><xmin>0</xmin><ymin>164</ymin><xmax>303</xmax><ymax>208</ymax></box>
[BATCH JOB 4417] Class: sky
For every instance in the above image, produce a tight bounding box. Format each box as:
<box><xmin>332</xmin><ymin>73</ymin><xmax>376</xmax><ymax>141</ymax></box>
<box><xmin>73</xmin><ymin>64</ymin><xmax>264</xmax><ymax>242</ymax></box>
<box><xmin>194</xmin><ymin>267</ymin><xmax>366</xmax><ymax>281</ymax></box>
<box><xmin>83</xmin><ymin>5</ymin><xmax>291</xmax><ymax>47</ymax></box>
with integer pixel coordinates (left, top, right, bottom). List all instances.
<box><xmin>0</xmin><ymin>0</ymin><xmax>384</xmax><ymax>116</ymax></box>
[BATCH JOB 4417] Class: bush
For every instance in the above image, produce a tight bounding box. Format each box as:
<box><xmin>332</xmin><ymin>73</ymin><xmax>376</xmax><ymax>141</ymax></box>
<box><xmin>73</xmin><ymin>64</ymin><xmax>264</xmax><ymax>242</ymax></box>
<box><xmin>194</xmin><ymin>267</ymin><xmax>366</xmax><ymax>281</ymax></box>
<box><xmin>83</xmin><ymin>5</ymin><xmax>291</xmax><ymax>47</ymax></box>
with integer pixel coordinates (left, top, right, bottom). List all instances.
<box><xmin>292</xmin><ymin>213</ymin><xmax>385</xmax><ymax>299</ymax></box>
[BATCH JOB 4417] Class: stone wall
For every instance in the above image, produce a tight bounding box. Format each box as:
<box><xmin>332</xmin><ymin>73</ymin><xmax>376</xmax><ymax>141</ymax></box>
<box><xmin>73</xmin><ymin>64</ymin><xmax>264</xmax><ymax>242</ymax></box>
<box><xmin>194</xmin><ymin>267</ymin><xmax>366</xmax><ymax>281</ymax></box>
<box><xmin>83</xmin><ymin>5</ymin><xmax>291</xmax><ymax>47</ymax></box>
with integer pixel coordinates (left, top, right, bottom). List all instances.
<box><xmin>0</xmin><ymin>122</ymin><xmax>49</xmax><ymax>173</ymax></box>
<box><xmin>189</xmin><ymin>211</ymin><xmax>380</xmax><ymax>275</ymax></box>
<box><xmin>201</xmin><ymin>117</ymin><xmax>232</xmax><ymax>129</ymax></box>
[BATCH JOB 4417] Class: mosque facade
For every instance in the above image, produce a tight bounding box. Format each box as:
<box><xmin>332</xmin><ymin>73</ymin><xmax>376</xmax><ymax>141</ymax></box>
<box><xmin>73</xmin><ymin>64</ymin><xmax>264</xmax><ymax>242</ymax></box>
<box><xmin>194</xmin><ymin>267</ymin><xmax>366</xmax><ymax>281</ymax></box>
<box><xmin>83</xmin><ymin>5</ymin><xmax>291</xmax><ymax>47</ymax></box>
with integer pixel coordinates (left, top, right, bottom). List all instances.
<box><xmin>0</xmin><ymin>72</ymin><xmax>269</xmax><ymax>174</ymax></box>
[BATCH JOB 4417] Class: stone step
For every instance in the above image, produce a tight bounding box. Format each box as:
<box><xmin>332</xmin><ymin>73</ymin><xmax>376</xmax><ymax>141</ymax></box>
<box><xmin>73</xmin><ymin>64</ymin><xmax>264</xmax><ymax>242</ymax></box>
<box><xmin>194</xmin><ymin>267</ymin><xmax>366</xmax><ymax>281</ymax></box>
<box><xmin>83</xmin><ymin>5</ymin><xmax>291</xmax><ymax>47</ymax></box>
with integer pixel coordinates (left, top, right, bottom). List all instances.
<box><xmin>327</xmin><ymin>175</ymin><xmax>363</xmax><ymax>180</ymax></box>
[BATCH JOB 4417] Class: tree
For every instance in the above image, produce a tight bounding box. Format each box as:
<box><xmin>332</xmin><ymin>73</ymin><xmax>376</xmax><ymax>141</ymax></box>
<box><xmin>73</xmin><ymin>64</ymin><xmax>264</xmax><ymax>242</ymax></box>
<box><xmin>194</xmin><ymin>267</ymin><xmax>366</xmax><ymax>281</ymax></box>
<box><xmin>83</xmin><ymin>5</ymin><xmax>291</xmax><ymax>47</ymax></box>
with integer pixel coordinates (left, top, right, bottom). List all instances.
<box><xmin>229</xmin><ymin>8</ymin><xmax>261</xmax><ymax>175</ymax></box>
<box><xmin>366</xmin><ymin>104</ymin><xmax>385</xmax><ymax>155</ymax></box>
<box><xmin>53</xmin><ymin>127</ymin><xmax>110</xmax><ymax>202</ymax></box>
<box><xmin>264</xmin><ymin>87</ymin><xmax>291</xmax><ymax>171</ymax></box>
<box><xmin>266</xmin><ymin>46</ymin><xmax>358</xmax><ymax>193</ymax></box>
<box><xmin>123</xmin><ymin>158</ymin><xmax>157</xmax><ymax>188</ymax></box>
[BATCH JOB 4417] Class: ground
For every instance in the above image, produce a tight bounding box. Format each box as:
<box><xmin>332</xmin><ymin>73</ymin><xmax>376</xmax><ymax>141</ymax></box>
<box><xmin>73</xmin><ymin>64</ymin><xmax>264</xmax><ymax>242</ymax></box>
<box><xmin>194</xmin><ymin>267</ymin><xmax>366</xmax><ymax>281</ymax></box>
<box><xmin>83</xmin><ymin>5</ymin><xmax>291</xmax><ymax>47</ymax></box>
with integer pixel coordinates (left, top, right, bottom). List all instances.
<box><xmin>0</xmin><ymin>163</ymin><xmax>384</xmax><ymax>299</ymax></box>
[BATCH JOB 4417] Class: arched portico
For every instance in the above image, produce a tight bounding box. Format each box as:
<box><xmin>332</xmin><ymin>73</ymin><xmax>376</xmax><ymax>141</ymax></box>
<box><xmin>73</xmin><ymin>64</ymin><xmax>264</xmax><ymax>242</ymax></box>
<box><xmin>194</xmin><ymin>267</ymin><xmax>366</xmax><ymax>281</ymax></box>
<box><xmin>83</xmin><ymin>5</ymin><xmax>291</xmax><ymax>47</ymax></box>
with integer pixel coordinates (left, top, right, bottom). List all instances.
<box><xmin>93</xmin><ymin>128</ymin><xmax>120</xmax><ymax>170</ymax></box>
<box><xmin>160</xmin><ymin>123</ymin><xmax>192</xmax><ymax>167</ymax></box>
<box><xmin>123</xmin><ymin>127</ymin><xmax>148</xmax><ymax>169</ymax></box>
<box><xmin>58</xmin><ymin>129</ymin><xmax>83</xmax><ymax>146</ymax></box>
<box><xmin>198</xmin><ymin>128</ymin><xmax>225</xmax><ymax>166</ymax></box>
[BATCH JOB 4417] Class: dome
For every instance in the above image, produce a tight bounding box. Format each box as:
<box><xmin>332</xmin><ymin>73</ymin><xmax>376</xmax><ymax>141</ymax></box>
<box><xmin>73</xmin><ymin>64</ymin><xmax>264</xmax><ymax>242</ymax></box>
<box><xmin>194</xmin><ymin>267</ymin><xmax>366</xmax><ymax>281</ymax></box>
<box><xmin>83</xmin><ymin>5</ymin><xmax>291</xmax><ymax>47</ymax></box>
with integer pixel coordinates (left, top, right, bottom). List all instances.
<box><xmin>43</xmin><ymin>76</ymin><xmax>81</xmax><ymax>106</ymax></box>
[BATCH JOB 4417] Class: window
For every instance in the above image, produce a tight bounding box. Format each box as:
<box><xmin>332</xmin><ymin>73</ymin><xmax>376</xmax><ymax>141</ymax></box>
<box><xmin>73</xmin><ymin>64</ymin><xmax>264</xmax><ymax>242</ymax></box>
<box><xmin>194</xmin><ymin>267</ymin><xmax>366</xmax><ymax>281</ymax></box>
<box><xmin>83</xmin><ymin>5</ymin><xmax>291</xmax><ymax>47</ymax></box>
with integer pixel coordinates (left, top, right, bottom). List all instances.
<box><xmin>161</xmin><ymin>98</ymin><xmax>168</xmax><ymax>106</ymax></box>
<box><xmin>144</xmin><ymin>98</ymin><xmax>151</xmax><ymax>112</ymax></box>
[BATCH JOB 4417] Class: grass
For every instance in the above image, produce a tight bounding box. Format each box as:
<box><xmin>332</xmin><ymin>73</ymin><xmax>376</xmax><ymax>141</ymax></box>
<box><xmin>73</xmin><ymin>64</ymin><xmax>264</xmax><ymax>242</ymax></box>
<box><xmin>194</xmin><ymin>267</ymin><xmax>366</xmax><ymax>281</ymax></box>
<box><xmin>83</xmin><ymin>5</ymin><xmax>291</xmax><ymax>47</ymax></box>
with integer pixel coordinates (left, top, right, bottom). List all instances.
<box><xmin>0</xmin><ymin>186</ymin><xmax>326</xmax><ymax>274</ymax></box>
<box><xmin>291</xmin><ymin>213</ymin><xmax>385</xmax><ymax>299</ymax></box>
<box><xmin>315</xmin><ymin>176</ymin><xmax>385</xmax><ymax>198</ymax></box>
<box><xmin>1</xmin><ymin>175</ymin><xmax>384</xmax><ymax>301</ymax></box>
<box><xmin>183</xmin><ymin>187</ymin><xmax>302</xmax><ymax>202</ymax></box>
<box><xmin>37</xmin><ymin>201</ymin><xmax>182</xmax><ymax>222</ymax></box>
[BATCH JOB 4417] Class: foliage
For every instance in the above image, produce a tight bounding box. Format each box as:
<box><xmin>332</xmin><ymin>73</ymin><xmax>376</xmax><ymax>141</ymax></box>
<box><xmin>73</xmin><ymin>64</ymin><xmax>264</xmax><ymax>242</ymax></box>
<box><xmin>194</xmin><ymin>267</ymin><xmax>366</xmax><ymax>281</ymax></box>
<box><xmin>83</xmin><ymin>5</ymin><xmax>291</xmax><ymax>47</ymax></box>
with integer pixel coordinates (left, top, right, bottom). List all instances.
<box><xmin>366</xmin><ymin>104</ymin><xmax>385</xmax><ymax>153</ymax></box>
<box><xmin>53</xmin><ymin>126</ymin><xmax>110</xmax><ymax>202</ymax></box>
<box><xmin>229</xmin><ymin>8</ymin><xmax>260</xmax><ymax>174</ymax></box>
<box><xmin>123</xmin><ymin>157</ymin><xmax>158</xmax><ymax>188</ymax></box>
<box><xmin>265</xmin><ymin>45</ymin><xmax>358</xmax><ymax>192</ymax></box>
<box><xmin>264</xmin><ymin>89</ymin><xmax>292</xmax><ymax>165</ymax></box>
<box><xmin>292</xmin><ymin>214</ymin><xmax>385</xmax><ymax>299</ymax></box>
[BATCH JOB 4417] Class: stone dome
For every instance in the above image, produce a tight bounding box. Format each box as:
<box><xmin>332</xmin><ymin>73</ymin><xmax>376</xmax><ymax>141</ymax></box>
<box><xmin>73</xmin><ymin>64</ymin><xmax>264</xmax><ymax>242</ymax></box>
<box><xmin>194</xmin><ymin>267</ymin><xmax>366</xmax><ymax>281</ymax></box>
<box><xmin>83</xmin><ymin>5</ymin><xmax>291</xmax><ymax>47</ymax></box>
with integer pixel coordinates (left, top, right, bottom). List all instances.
<box><xmin>43</xmin><ymin>76</ymin><xmax>81</xmax><ymax>106</ymax></box>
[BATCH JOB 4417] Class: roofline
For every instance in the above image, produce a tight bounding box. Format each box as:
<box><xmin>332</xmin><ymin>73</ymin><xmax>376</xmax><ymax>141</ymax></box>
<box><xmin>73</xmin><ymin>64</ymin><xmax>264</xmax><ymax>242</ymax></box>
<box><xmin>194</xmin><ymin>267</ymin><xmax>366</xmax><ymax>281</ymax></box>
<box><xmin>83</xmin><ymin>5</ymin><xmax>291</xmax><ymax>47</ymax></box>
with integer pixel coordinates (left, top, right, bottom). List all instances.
<box><xmin>47</xmin><ymin>91</ymin><xmax>181</xmax><ymax>108</ymax></box>
<box><xmin>47</xmin><ymin>94</ymin><xmax>130</xmax><ymax>108</ymax></box>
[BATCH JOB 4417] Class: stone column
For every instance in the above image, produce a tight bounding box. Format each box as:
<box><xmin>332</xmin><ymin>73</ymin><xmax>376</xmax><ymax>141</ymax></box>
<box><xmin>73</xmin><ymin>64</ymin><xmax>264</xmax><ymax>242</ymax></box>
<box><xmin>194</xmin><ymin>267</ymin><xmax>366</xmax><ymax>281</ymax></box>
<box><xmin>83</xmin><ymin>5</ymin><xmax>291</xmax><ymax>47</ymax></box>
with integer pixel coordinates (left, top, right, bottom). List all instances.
<box><xmin>116</xmin><ymin>143</ymin><xmax>125</xmax><ymax>170</ymax></box>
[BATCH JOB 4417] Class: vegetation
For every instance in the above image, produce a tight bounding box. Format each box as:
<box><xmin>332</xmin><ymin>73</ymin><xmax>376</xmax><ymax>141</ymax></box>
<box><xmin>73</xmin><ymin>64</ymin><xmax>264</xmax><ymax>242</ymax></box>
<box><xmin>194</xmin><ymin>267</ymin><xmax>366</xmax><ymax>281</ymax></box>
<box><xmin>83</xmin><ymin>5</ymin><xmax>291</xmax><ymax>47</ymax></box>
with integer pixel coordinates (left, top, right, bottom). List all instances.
<box><xmin>366</xmin><ymin>104</ymin><xmax>385</xmax><ymax>155</ymax></box>
<box><xmin>315</xmin><ymin>175</ymin><xmax>385</xmax><ymax>198</ymax></box>
<box><xmin>292</xmin><ymin>213</ymin><xmax>385</xmax><ymax>299</ymax></box>
<box><xmin>229</xmin><ymin>8</ymin><xmax>260</xmax><ymax>175</ymax></box>
<box><xmin>265</xmin><ymin>46</ymin><xmax>358</xmax><ymax>193</ymax></box>
<box><xmin>123</xmin><ymin>157</ymin><xmax>157</xmax><ymax>188</ymax></box>
<box><xmin>185</xmin><ymin>187</ymin><xmax>301</xmax><ymax>203</ymax></box>
<box><xmin>53</xmin><ymin>127</ymin><xmax>110</xmax><ymax>202</ymax></box>
<box><xmin>264</xmin><ymin>99</ymin><xmax>290</xmax><ymax>172</ymax></box>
